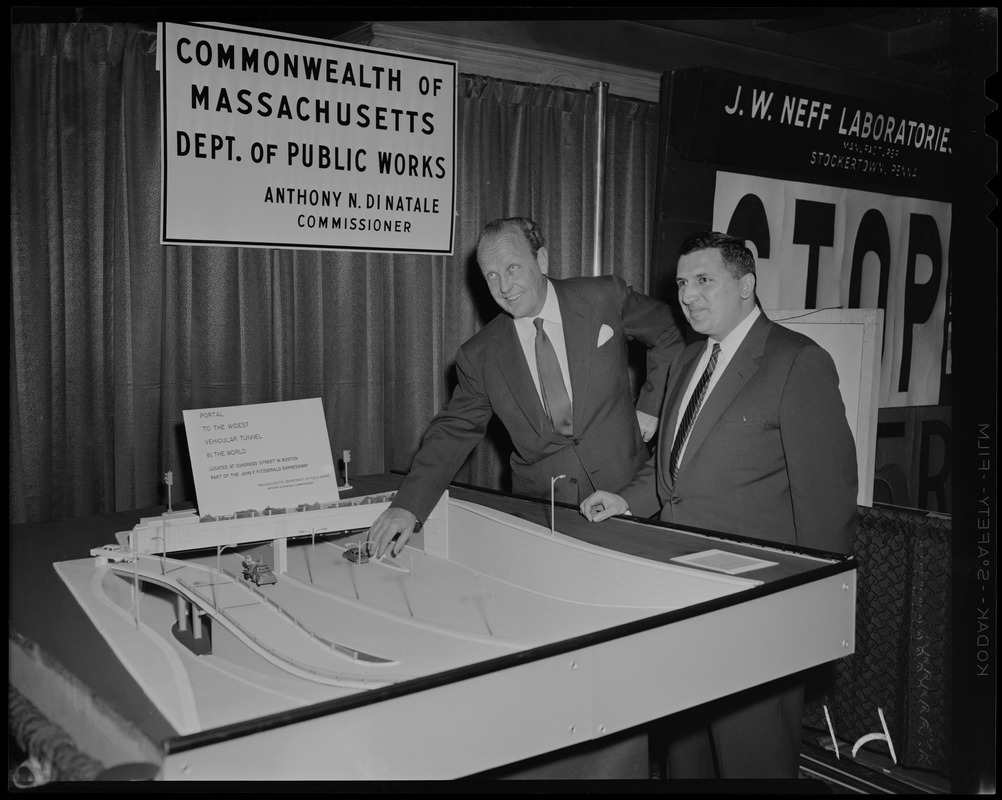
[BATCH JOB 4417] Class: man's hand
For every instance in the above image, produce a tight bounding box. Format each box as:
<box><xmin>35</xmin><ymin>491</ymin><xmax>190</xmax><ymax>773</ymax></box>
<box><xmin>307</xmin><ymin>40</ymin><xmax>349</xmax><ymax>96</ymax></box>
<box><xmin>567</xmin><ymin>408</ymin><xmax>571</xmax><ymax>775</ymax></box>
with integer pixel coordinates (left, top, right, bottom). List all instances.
<box><xmin>369</xmin><ymin>507</ymin><xmax>419</xmax><ymax>559</ymax></box>
<box><xmin>636</xmin><ymin>410</ymin><xmax>659</xmax><ymax>443</ymax></box>
<box><xmin>579</xmin><ymin>491</ymin><xmax>629</xmax><ymax>522</ymax></box>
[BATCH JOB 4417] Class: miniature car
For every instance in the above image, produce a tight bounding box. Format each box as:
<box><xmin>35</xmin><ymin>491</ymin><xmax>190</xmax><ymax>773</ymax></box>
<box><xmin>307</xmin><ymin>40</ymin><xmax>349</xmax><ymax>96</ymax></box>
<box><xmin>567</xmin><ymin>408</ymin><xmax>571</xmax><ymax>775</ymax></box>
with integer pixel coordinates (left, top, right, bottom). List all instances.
<box><xmin>90</xmin><ymin>544</ymin><xmax>135</xmax><ymax>566</ymax></box>
<box><xmin>342</xmin><ymin>545</ymin><xmax>369</xmax><ymax>564</ymax></box>
<box><xmin>241</xmin><ymin>557</ymin><xmax>277</xmax><ymax>586</ymax></box>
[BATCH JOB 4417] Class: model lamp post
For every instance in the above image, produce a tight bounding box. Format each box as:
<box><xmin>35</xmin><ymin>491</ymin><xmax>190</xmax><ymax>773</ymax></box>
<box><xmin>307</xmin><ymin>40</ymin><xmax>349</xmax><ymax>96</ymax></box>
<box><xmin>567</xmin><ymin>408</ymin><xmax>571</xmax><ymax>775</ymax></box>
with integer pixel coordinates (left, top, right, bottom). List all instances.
<box><xmin>342</xmin><ymin>450</ymin><xmax>353</xmax><ymax>490</ymax></box>
<box><xmin>550</xmin><ymin>475</ymin><xmax>567</xmax><ymax>536</ymax></box>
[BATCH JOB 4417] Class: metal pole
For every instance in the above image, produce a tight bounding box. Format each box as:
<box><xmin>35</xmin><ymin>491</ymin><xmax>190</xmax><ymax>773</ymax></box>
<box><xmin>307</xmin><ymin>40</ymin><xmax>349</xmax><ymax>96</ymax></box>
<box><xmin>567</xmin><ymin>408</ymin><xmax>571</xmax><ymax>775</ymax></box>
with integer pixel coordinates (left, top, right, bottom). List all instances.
<box><xmin>550</xmin><ymin>474</ymin><xmax>566</xmax><ymax>535</ymax></box>
<box><xmin>591</xmin><ymin>81</ymin><xmax>609</xmax><ymax>276</ymax></box>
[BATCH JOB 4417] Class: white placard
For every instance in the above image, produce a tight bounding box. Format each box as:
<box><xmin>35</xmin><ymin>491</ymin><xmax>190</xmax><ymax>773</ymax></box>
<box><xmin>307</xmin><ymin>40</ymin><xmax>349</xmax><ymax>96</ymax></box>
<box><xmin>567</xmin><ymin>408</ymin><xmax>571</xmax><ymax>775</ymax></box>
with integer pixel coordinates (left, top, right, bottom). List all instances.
<box><xmin>183</xmin><ymin>398</ymin><xmax>340</xmax><ymax>518</ymax></box>
<box><xmin>765</xmin><ymin>308</ymin><xmax>883</xmax><ymax>508</ymax></box>
<box><xmin>671</xmin><ymin>550</ymin><xmax>777</xmax><ymax>575</ymax></box>
<box><xmin>159</xmin><ymin>21</ymin><xmax>457</xmax><ymax>254</ymax></box>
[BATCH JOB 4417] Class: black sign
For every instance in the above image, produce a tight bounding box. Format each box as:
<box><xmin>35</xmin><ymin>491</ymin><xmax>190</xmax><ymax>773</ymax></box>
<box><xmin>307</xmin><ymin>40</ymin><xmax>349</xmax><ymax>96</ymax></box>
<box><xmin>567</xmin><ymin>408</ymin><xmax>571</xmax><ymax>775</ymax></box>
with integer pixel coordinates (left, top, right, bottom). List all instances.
<box><xmin>669</xmin><ymin>67</ymin><xmax>952</xmax><ymax>200</ymax></box>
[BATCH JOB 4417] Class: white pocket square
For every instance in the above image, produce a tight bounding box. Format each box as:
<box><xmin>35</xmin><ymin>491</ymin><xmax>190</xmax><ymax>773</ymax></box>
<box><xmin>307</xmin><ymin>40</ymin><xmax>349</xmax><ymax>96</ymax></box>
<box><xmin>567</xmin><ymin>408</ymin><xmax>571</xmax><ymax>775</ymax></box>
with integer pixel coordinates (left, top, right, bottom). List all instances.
<box><xmin>597</xmin><ymin>324</ymin><xmax>614</xmax><ymax>347</ymax></box>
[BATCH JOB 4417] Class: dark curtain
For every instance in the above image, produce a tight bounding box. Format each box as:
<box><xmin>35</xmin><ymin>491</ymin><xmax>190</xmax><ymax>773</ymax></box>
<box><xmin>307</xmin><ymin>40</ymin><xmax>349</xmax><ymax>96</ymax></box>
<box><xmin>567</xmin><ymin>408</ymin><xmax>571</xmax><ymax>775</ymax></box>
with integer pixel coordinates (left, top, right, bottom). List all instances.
<box><xmin>10</xmin><ymin>23</ymin><xmax>661</xmax><ymax>525</ymax></box>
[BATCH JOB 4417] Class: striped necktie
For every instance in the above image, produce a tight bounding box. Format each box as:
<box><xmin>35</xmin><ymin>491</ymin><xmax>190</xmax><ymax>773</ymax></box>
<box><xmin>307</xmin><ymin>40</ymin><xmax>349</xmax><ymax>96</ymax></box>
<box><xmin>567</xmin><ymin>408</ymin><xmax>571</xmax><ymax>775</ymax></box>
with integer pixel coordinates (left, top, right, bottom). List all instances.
<box><xmin>669</xmin><ymin>342</ymin><xmax>721</xmax><ymax>483</ymax></box>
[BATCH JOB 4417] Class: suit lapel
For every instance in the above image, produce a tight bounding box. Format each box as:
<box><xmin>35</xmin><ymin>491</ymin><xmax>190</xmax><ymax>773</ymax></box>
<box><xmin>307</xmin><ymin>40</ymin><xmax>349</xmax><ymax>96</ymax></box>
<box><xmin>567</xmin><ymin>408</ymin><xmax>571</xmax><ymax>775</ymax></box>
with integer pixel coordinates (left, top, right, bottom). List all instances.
<box><xmin>492</xmin><ymin>318</ymin><xmax>546</xmax><ymax>429</ymax></box>
<box><xmin>662</xmin><ymin>346</ymin><xmax>702</xmax><ymax>435</ymax></box>
<box><xmin>674</xmin><ymin>314</ymin><xmax>770</xmax><ymax>479</ymax></box>
<box><xmin>557</xmin><ymin>283</ymin><xmax>592</xmax><ymax>435</ymax></box>
<box><xmin>659</xmin><ymin>345</ymin><xmax>702</xmax><ymax>483</ymax></box>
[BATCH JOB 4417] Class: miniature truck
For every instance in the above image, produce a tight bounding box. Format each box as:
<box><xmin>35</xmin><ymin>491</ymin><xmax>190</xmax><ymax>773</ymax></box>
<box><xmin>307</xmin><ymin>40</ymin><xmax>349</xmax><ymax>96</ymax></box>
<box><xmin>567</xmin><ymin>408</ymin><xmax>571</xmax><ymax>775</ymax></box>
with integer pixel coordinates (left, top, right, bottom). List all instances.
<box><xmin>241</xmin><ymin>556</ymin><xmax>277</xmax><ymax>586</ymax></box>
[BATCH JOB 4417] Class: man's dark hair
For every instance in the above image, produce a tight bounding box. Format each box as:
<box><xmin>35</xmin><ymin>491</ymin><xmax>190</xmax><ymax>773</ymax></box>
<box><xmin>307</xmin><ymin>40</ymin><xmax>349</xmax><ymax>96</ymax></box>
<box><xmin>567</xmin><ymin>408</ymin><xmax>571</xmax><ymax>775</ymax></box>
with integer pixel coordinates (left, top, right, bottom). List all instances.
<box><xmin>478</xmin><ymin>217</ymin><xmax>545</xmax><ymax>257</ymax></box>
<box><xmin>678</xmin><ymin>231</ymin><xmax>756</xmax><ymax>279</ymax></box>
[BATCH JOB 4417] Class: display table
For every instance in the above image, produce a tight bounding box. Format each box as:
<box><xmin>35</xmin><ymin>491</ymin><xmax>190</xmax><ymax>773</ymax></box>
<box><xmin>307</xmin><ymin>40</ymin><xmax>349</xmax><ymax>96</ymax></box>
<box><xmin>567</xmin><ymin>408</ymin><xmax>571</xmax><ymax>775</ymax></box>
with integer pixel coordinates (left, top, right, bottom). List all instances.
<box><xmin>9</xmin><ymin>475</ymin><xmax>856</xmax><ymax>781</ymax></box>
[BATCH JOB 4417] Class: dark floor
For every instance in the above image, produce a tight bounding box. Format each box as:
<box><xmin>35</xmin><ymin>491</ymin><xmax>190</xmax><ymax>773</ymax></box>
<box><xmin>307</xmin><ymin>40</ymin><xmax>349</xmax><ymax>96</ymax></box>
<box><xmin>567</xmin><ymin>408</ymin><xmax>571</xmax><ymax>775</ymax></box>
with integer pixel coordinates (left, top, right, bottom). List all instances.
<box><xmin>799</xmin><ymin>731</ymin><xmax>951</xmax><ymax>794</ymax></box>
<box><xmin>8</xmin><ymin>729</ymin><xmax>952</xmax><ymax>790</ymax></box>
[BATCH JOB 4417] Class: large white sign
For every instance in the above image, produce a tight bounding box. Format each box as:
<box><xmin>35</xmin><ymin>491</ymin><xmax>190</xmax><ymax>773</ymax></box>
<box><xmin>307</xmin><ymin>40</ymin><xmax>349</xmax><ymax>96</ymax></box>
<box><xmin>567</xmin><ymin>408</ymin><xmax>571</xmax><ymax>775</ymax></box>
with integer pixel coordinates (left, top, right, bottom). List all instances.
<box><xmin>160</xmin><ymin>22</ymin><xmax>457</xmax><ymax>254</ymax></box>
<box><xmin>713</xmin><ymin>171</ymin><xmax>951</xmax><ymax>408</ymax></box>
<box><xmin>183</xmin><ymin>398</ymin><xmax>341</xmax><ymax>518</ymax></box>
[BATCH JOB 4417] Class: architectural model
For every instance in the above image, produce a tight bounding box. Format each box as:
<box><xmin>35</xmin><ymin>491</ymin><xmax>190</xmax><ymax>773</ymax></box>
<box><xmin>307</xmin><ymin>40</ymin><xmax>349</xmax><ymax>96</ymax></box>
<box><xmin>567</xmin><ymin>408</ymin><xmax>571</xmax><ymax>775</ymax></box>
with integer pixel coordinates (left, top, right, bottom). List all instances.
<box><xmin>55</xmin><ymin>488</ymin><xmax>855</xmax><ymax>779</ymax></box>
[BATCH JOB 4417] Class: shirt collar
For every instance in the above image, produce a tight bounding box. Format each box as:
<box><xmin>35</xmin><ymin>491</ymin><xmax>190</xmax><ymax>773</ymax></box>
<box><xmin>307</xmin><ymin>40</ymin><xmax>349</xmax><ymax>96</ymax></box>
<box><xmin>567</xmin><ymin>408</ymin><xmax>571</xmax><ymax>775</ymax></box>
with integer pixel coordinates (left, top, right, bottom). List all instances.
<box><xmin>514</xmin><ymin>279</ymin><xmax>561</xmax><ymax>329</ymax></box>
<box><xmin>712</xmin><ymin>305</ymin><xmax>760</xmax><ymax>360</ymax></box>
<box><xmin>536</xmin><ymin>279</ymin><xmax>561</xmax><ymax>325</ymax></box>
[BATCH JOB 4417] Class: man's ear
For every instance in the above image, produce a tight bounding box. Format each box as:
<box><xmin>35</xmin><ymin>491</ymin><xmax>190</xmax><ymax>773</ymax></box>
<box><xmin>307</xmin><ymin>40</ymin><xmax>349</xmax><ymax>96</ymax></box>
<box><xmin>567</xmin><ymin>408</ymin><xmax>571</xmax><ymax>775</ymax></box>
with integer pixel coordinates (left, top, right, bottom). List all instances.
<box><xmin>537</xmin><ymin>246</ymin><xmax>549</xmax><ymax>275</ymax></box>
<box><xmin>740</xmin><ymin>272</ymin><xmax>756</xmax><ymax>300</ymax></box>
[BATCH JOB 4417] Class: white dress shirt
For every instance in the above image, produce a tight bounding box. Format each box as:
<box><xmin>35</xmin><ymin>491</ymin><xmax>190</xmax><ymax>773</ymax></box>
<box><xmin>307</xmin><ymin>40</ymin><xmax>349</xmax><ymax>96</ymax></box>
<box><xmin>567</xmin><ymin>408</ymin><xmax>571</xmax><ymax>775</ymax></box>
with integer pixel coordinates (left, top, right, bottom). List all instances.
<box><xmin>671</xmin><ymin>305</ymin><xmax>762</xmax><ymax>462</ymax></box>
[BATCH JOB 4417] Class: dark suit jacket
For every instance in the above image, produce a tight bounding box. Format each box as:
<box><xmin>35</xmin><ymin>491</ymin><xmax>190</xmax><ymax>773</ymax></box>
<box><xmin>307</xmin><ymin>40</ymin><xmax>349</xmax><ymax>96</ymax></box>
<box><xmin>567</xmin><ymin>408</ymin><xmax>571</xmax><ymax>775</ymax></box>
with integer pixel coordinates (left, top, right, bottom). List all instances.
<box><xmin>620</xmin><ymin>312</ymin><xmax>858</xmax><ymax>779</ymax></box>
<box><xmin>392</xmin><ymin>275</ymin><xmax>683</xmax><ymax>523</ymax></box>
<box><xmin>620</xmin><ymin>312</ymin><xmax>857</xmax><ymax>555</ymax></box>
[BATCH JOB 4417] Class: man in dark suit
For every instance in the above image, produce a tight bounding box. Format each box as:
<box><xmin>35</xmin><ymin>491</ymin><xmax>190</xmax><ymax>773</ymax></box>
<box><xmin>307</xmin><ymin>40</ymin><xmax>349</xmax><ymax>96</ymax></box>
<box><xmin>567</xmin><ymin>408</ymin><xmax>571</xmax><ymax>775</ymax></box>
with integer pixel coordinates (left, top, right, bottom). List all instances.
<box><xmin>368</xmin><ymin>215</ymin><xmax>683</xmax><ymax>778</ymax></box>
<box><xmin>580</xmin><ymin>230</ymin><xmax>858</xmax><ymax>779</ymax></box>
<box><xmin>371</xmin><ymin>216</ymin><xmax>683</xmax><ymax>558</ymax></box>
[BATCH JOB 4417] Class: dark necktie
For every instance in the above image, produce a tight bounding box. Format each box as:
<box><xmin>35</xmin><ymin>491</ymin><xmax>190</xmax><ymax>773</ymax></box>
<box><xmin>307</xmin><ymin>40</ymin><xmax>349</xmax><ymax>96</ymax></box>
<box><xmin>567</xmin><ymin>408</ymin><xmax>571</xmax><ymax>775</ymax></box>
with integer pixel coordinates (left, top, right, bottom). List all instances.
<box><xmin>669</xmin><ymin>342</ymin><xmax>721</xmax><ymax>483</ymax></box>
<box><xmin>533</xmin><ymin>318</ymin><xmax>573</xmax><ymax>436</ymax></box>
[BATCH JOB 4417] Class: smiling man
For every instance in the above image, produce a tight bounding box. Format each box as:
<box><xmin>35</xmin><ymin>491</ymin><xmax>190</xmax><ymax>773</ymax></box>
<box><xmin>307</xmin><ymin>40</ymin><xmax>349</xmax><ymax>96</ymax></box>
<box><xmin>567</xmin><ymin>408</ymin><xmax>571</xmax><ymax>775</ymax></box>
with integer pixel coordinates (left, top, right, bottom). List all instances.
<box><xmin>370</xmin><ymin>217</ymin><xmax>682</xmax><ymax>561</ymax></box>
<box><xmin>580</xmin><ymin>230</ymin><xmax>858</xmax><ymax>779</ymax></box>
<box><xmin>366</xmin><ymin>216</ymin><xmax>683</xmax><ymax>779</ymax></box>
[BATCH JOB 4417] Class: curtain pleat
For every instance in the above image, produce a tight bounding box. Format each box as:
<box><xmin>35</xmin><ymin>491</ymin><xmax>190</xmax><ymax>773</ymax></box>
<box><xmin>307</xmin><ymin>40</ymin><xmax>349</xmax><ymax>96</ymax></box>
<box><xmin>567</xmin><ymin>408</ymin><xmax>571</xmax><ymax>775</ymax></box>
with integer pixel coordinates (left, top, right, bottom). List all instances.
<box><xmin>10</xmin><ymin>23</ymin><xmax>661</xmax><ymax>525</ymax></box>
